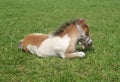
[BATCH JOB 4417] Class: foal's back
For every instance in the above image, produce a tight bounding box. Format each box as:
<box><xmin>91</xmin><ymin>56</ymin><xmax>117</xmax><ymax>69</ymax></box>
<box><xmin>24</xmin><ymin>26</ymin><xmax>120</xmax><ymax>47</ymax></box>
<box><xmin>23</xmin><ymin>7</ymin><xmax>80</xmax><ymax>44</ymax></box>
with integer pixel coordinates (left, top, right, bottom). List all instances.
<box><xmin>19</xmin><ymin>33</ymin><xmax>48</xmax><ymax>52</ymax></box>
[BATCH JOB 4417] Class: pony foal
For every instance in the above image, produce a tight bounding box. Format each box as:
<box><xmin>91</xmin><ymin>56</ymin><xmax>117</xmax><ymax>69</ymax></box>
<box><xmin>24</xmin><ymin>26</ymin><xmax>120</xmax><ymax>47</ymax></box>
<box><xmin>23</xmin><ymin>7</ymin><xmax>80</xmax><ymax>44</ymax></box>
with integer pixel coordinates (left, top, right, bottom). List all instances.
<box><xmin>18</xmin><ymin>18</ymin><xmax>92</xmax><ymax>58</ymax></box>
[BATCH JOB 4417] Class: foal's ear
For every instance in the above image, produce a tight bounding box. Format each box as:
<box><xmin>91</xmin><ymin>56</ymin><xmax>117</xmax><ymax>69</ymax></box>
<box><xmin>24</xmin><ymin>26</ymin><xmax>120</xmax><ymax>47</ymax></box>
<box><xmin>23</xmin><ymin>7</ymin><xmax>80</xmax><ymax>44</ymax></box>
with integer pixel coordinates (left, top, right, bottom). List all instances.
<box><xmin>76</xmin><ymin>18</ymin><xmax>85</xmax><ymax>24</ymax></box>
<box><xmin>78</xmin><ymin>18</ymin><xmax>86</xmax><ymax>24</ymax></box>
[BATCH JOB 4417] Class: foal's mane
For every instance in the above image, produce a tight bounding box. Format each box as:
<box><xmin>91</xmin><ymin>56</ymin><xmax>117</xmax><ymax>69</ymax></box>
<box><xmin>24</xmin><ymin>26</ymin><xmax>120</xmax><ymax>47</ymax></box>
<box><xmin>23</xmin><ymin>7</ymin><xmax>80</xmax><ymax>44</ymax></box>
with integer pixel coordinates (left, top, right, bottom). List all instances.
<box><xmin>52</xmin><ymin>20</ymin><xmax>77</xmax><ymax>36</ymax></box>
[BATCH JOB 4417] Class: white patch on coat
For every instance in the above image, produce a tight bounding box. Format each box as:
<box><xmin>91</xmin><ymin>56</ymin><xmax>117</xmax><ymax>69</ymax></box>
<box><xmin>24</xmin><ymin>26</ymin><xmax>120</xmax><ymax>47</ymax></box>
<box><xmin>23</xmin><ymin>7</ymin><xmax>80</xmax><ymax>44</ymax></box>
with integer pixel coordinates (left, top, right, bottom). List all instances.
<box><xmin>27</xmin><ymin>45</ymin><xmax>37</xmax><ymax>54</ymax></box>
<box><xmin>26</xmin><ymin>34</ymin><xmax>70</xmax><ymax>58</ymax></box>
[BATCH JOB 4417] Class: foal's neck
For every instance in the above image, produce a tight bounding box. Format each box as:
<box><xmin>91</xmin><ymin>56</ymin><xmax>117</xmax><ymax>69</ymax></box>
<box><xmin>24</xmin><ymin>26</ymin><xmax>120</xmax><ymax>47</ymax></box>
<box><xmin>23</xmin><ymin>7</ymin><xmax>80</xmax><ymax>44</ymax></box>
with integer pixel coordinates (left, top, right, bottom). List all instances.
<box><xmin>64</xmin><ymin>25</ymin><xmax>79</xmax><ymax>53</ymax></box>
<box><xmin>53</xmin><ymin>24</ymin><xmax>79</xmax><ymax>46</ymax></box>
<box><xmin>59</xmin><ymin>24</ymin><xmax>79</xmax><ymax>38</ymax></box>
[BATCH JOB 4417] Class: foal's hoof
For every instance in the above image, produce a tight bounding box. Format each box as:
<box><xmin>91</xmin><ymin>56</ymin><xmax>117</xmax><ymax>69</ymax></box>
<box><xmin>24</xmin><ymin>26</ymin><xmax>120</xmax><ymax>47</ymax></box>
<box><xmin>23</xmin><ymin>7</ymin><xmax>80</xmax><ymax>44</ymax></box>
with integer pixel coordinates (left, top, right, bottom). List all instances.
<box><xmin>77</xmin><ymin>52</ymin><xmax>85</xmax><ymax>58</ymax></box>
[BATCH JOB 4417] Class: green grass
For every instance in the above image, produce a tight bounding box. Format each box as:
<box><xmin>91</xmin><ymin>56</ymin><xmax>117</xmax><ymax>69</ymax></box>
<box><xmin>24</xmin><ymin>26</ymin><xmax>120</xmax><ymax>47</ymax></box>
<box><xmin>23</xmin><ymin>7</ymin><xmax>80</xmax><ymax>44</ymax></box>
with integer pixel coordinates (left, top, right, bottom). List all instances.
<box><xmin>0</xmin><ymin>0</ymin><xmax>120</xmax><ymax>82</ymax></box>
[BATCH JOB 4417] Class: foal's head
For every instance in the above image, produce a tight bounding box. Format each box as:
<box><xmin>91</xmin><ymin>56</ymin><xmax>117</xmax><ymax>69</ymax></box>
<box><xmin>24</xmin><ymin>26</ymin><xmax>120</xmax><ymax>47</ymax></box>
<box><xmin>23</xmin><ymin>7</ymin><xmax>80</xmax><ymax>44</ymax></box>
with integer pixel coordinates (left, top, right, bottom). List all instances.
<box><xmin>75</xmin><ymin>18</ymin><xmax>92</xmax><ymax>49</ymax></box>
<box><xmin>52</xmin><ymin>18</ymin><xmax>92</xmax><ymax>49</ymax></box>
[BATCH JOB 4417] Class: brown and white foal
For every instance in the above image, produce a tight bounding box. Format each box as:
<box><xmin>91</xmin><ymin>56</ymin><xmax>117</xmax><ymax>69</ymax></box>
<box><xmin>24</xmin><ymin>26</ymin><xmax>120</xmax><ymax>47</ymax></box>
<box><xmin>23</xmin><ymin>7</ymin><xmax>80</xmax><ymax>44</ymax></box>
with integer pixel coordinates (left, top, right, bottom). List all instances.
<box><xmin>18</xmin><ymin>19</ymin><xmax>92</xmax><ymax>58</ymax></box>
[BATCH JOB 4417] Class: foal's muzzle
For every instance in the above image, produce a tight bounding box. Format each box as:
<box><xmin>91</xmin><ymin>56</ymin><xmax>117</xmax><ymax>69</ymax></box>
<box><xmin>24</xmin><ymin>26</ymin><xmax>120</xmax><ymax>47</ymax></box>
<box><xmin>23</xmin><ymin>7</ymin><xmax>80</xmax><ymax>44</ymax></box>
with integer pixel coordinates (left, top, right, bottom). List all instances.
<box><xmin>86</xmin><ymin>37</ymin><xmax>92</xmax><ymax>46</ymax></box>
<box><xmin>77</xmin><ymin>37</ymin><xmax>92</xmax><ymax>49</ymax></box>
<box><xmin>87</xmin><ymin>40</ymin><xmax>92</xmax><ymax>47</ymax></box>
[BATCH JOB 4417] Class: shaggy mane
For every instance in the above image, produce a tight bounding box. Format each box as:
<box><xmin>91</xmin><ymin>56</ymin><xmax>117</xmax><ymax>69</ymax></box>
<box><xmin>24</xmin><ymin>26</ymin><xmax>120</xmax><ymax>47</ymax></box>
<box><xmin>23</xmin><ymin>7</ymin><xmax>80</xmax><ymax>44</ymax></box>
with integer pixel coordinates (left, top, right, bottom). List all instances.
<box><xmin>52</xmin><ymin>19</ymin><xmax>77</xmax><ymax>36</ymax></box>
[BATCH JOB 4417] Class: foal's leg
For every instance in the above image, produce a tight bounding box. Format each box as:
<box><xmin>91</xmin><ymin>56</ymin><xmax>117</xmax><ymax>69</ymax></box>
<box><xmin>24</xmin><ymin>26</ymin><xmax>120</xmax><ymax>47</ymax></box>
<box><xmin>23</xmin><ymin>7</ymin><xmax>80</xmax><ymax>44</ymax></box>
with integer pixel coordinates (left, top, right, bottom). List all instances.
<box><xmin>27</xmin><ymin>45</ymin><xmax>42</xmax><ymax>57</ymax></box>
<box><xmin>64</xmin><ymin>52</ymin><xmax>85</xmax><ymax>58</ymax></box>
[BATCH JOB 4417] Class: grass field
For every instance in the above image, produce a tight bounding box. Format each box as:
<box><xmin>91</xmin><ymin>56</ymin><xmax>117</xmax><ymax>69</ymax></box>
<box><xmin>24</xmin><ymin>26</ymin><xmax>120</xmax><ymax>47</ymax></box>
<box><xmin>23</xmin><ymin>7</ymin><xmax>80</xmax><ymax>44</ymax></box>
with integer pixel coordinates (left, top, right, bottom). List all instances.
<box><xmin>0</xmin><ymin>0</ymin><xmax>120</xmax><ymax>82</ymax></box>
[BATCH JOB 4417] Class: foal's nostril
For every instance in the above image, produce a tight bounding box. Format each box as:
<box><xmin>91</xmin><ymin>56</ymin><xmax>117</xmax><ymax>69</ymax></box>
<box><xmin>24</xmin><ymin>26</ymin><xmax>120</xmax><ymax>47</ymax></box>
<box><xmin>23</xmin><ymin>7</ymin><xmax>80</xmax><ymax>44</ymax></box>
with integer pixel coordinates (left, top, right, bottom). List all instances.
<box><xmin>88</xmin><ymin>42</ymin><xmax>92</xmax><ymax>46</ymax></box>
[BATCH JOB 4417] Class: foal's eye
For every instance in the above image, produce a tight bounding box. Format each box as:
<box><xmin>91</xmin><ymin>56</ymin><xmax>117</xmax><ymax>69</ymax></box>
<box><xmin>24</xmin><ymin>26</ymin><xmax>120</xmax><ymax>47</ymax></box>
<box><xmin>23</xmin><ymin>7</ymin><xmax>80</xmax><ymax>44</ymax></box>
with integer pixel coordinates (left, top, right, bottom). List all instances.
<box><xmin>85</xmin><ymin>25</ymin><xmax>88</xmax><ymax>28</ymax></box>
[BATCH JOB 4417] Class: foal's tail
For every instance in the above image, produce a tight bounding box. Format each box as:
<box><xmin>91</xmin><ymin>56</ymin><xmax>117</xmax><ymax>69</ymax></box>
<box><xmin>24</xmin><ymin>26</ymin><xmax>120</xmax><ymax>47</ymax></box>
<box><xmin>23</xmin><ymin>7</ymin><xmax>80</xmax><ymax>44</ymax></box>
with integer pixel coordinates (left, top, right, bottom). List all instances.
<box><xmin>18</xmin><ymin>40</ymin><xmax>23</xmax><ymax>50</ymax></box>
